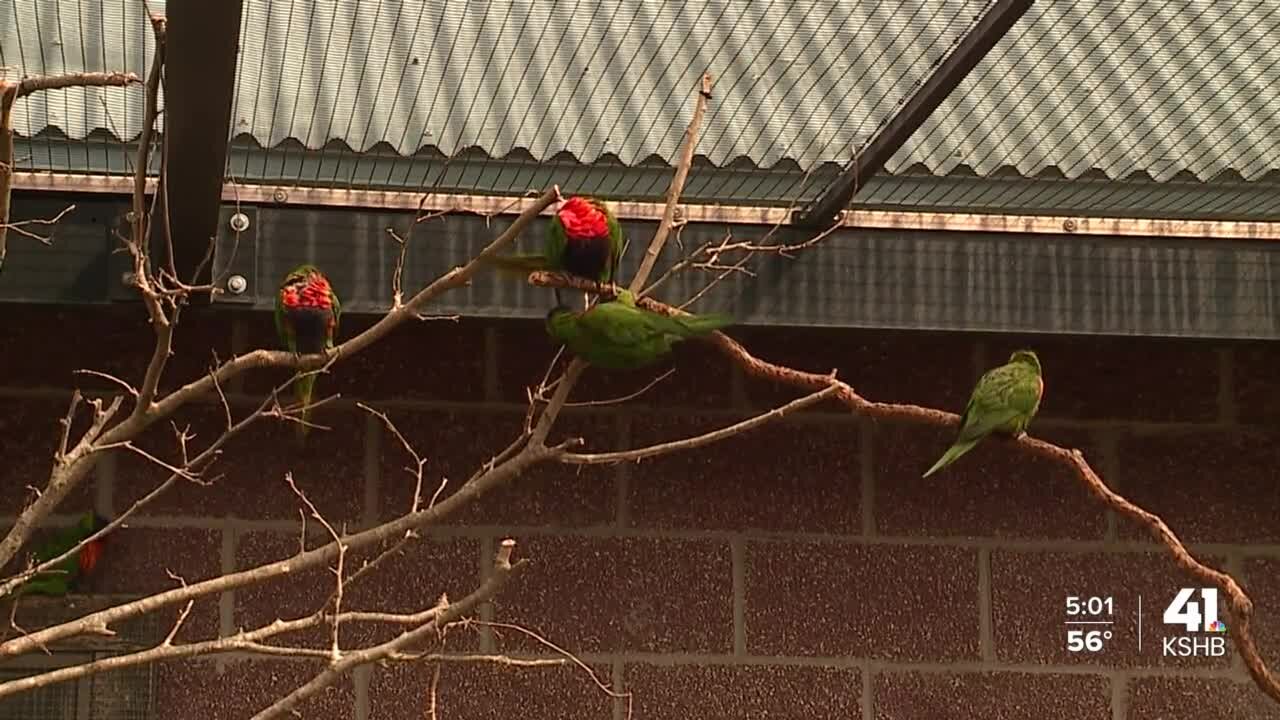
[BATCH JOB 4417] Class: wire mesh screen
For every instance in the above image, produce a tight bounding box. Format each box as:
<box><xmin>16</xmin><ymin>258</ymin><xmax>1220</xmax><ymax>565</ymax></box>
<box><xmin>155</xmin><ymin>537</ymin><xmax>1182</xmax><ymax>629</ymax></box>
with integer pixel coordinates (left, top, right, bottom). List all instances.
<box><xmin>0</xmin><ymin>596</ymin><xmax>162</xmax><ymax>720</ymax></box>
<box><xmin>3</xmin><ymin>1</ymin><xmax>1280</xmax><ymax>214</ymax></box>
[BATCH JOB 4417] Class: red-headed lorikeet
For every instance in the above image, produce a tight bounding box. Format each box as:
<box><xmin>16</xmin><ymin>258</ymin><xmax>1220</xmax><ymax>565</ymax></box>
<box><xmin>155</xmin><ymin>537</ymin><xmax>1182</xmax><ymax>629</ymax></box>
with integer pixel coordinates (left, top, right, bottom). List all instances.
<box><xmin>19</xmin><ymin>512</ymin><xmax>111</xmax><ymax>597</ymax></box>
<box><xmin>485</xmin><ymin>196</ymin><xmax>623</xmax><ymax>305</ymax></box>
<box><xmin>274</xmin><ymin>264</ymin><xmax>341</xmax><ymax>442</ymax></box>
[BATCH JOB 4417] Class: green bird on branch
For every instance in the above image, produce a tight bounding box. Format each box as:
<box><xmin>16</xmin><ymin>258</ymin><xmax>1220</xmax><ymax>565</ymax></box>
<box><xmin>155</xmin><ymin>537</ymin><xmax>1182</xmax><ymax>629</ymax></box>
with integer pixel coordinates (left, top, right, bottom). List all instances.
<box><xmin>18</xmin><ymin>512</ymin><xmax>111</xmax><ymax>597</ymax></box>
<box><xmin>274</xmin><ymin>264</ymin><xmax>342</xmax><ymax>444</ymax></box>
<box><xmin>546</xmin><ymin>290</ymin><xmax>732</xmax><ymax>370</ymax></box>
<box><xmin>923</xmin><ymin>349</ymin><xmax>1044</xmax><ymax>478</ymax></box>
<box><xmin>484</xmin><ymin>195</ymin><xmax>623</xmax><ymax>306</ymax></box>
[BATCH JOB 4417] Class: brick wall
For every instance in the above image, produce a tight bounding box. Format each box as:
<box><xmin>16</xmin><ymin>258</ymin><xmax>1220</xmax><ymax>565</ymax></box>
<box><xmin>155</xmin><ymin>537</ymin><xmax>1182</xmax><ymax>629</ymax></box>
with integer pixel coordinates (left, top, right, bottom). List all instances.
<box><xmin>3</xmin><ymin>303</ymin><xmax>1280</xmax><ymax>719</ymax></box>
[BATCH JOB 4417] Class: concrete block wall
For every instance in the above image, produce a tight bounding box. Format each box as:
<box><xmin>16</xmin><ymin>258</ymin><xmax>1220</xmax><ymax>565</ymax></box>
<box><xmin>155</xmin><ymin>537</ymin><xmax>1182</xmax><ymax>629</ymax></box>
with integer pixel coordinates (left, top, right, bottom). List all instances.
<box><xmin>1</xmin><ymin>303</ymin><xmax>1279</xmax><ymax>719</ymax></box>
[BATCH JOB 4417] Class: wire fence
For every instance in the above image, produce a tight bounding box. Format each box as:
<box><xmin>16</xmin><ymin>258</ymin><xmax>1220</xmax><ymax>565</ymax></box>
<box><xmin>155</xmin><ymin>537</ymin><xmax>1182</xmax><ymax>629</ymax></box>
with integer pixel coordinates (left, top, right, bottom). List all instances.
<box><xmin>2</xmin><ymin>0</ymin><xmax>1279</xmax><ymax>214</ymax></box>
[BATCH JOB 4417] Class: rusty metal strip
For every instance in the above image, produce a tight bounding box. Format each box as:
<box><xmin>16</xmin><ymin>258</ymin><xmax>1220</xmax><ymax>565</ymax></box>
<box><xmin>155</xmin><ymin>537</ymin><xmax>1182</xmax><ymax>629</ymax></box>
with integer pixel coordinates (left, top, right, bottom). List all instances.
<box><xmin>12</xmin><ymin>171</ymin><xmax>1280</xmax><ymax>240</ymax></box>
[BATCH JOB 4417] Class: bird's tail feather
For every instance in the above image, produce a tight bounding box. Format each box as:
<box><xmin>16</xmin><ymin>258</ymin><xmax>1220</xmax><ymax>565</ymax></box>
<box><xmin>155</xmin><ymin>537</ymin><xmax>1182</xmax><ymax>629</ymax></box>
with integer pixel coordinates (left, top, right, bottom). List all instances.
<box><xmin>480</xmin><ymin>253</ymin><xmax>551</xmax><ymax>276</ymax></box>
<box><xmin>671</xmin><ymin>312</ymin><xmax>733</xmax><ymax>337</ymax></box>
<box><xmin>922</xmin><ymin>437</ymin><xmax>979</xmax><ymax>478</ymax></box>
<box><xmin>293</xmin><ymin>373</ymin><xmax>316</xmax><ymax>444</ymax></box>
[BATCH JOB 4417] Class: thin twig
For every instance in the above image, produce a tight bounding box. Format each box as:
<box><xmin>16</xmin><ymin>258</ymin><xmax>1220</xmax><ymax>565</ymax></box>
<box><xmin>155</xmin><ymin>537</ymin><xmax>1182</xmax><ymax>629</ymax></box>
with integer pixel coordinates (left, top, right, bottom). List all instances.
<box><xmin>557</xmin><ymin>385</ymin><xmax>838</xmax><ymax>464</ymax></box>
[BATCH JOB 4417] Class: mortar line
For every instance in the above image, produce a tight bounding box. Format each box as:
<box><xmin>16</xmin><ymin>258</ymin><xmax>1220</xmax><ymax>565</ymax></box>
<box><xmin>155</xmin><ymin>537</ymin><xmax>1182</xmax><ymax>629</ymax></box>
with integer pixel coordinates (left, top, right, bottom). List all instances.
<box><xmin>731</xmin><ymin>536</ymin><xmax>747</xmax><ymax>656</ymax></box>
<box><xmin>352</xmin><ymin>664</ymin><xmax>371</xmax><ymax>720</ymax></box>
<box><xmin>860</xmin><ymin>418</ymin><xmax>875</xmax><ymax>537</ymax></box>
<box><xmin>478</xmin><ymin>535</ymin><xmax>496</xmax><ymax>653</ymax></box>
<box><xmin>0</xmin><ymin>385</ymin><xmax>1248</xmax><ymax>433</ymax></box>
<box><xmin>363</xmin><ymin>413</ymin><xmax>381</xmax><ymax>529</ymax></box>
<box><xmin>9</xmin><ymin>513</ymin><xmax>1279</xmax><ymax>557</ymax></box>
<box><xmin>861</xmin><ymin>660</ymin><xmax>875</xmax><ymax>720</ymax></box>
<box><xmin>1099</xmin><ymin>428</ymin><xmax>1121</xmax><ymax>543</ymax></box>
<box><xmin>200</xmin><ymin>648</ymin><xmax>1242</xmax><ymax>678</ymax></box>
<box><xmin>218</xmin><ymin>521</ymin><xmax>237</xmax><ymax>670</ymax></box>
<box><xmin>612</xmin><ymin>659</ymin><xmax>626</xmax><ymax>720</ymax></box>
<box><xmin>615</xmin><ymin>414</ymin><xmax>631</xmax><ymax>529</ymax></box>
<box><xmin>1228</xmin><ymin>553</ymin><xmax>1247</xmax><ymax>675</ymax></box>
<box><xmin>1111</xmin><ymin>671</ymin><xmax>1128</xmax><ymax>720</ymax></box>
<box><xmin>978</xmin><ymin>548</ymin><xmax>994</xmax><ymax>661</ymax></box>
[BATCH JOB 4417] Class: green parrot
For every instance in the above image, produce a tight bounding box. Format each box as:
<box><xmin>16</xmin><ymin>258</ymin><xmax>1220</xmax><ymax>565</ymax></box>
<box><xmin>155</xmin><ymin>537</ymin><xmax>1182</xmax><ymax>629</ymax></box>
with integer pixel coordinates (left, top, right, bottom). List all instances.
<box><xmin>274</xmin><ymin>264</ymin><xmax>341</xmax><ymax>443</ymax></box>
<box><xmin>545</xmin><ymin>289</ymin><xmax>732</xmax><ymax>370</ymax></box>
<box><xmin>484</xmin><ymin>195</ymin><xmax>623</xmax><ymax>305</ymax></box>
<box><xmin>922</xmin><ymin>349</ymin><xmax>1044</xmax><ymax>478</ymax></box>
<box><xmin>19</xmin><ymin>512</ymin><xmax>111</xmax><ymax>597</ymax></box>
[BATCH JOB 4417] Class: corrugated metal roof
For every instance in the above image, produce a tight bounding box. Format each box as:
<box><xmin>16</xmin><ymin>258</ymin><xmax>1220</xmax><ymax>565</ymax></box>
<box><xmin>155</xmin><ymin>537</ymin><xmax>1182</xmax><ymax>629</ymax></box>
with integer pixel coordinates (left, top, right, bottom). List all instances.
<box><xmin>4</xmin><ymin>0</ymin><xmax>1279</xmax><ymax>187</ymax></box>
<box><xmin>13</xmin><ymin>132</ymin><xmax>1280</xmax><ymax>220</ymax></box>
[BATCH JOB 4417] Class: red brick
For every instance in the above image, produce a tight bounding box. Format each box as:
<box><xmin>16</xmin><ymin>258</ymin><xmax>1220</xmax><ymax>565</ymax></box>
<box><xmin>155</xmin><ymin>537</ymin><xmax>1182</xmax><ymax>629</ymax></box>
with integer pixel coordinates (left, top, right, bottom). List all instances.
<box><xmin>628</xmin><ymin>414</ymin><xmax>860</xmax><ymax>532</ymax></box>
<box><xmin>378</xmin><ymin>409</ymin><xmax>615</xmax><ymax>527</ymax></box>
<box><xmin>991</xmin><ymin>550</ymin><xmax>1232</xmax><ymax>668</ymax></box>
<box><xmin>746</xmin><ymin>542</ymin><xmax>979</xmax><ymax>660</ymax></box>
<box><xmin>495</xmin><ymin>318</ymin><xmax>734</xmax><ymax>408</ymax></box>
<box><xmin>874</xmin><ymin>671</ymin><xmax>1111</xmax><ymax>720</ymax></box>
<box><xmin>234</xmin><ymin>531</ymin><xmax>332</xmax><ymax>647</ymax></box>
<box><xmin>1245</xmin><ymin>557</ymin><xmax>1280</xmax><ymax>663</ymax></box>
<box><xmin>1127</xmin><ymin>676</ymin><xmax>1279</xmax><ymax>719</ymax></box>
<box><xmin>240</xmin><ymin>312</ymin><xmax>490</xmax><ymax>401</ymax></box>
<box><xmin>493</xmin><ymin>535</ymin><xmax>732</xmax><ymax>653</ymax></box>
<box><xmin>0</xmin><ymin>399</ymin><xmax>95</xmax><ymax>515</ymax></box>
<box><xmin>115</xmin><ymin>407</ymin><xmax>366</xmax><ymax>521</ymax></box>
<box><xmin>874</xmin><ymin>422</ymin><xmax>1106</xmax><ymax>538</ymax></box>
<box><xmin>0</xmin><ymin>305</ymin><xmax>233</xmax><ymax>393</ymax></box>
<box><xmin>93</xmin><ymin>528</ymin><xmax>222</xmax><ymax>641</ymax></box>
<box><xmin>155</xmin><ymin>659</ymin><xmax>354</xmax><ymax>719</ymax></box>
<box><xmin>1233</xmin><ymin>344</ymin><xmax>1280</xmax><ymax>425</ymax></box>
<box><xmin>343</xmin><ymin>537</ymin><xmax>479</xmax><ymax>646</ymax></box>
<box><xmin>160</xmin><ymin>309</ymin><xmax>239</xmax><ymax>393</ymax></box>
<box><xmin>370</xmin><ymin>659</ymin><xmax>615</xmax><ymax>720</ymax></box>
<box><xmin>982</xmin><ymin>334</ymin><xmax>1221</xmax><ymax>422</ymax></box>
<box><xmin>1116</xmin><ymin>431</ymin><xmax>1280</xmax><ymax>544</ymax></box>
<box><xmin>737</xmin><ymin>326</ymin><xmax>978</xmax><ymax>410</ymax></box>
<box><xmin>627</xmin><ymin>664</ymin><xmax>860</xmax><ymax>719</ymax></box>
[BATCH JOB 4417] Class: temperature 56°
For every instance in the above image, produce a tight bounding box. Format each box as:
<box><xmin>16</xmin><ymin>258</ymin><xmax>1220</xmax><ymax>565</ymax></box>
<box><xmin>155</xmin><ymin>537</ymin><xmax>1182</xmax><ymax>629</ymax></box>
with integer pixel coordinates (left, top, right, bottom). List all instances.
<box><xmin>1066</xmin><ymin>629</ymin><xmax>1111</xmax><ymax>652</ymax></box>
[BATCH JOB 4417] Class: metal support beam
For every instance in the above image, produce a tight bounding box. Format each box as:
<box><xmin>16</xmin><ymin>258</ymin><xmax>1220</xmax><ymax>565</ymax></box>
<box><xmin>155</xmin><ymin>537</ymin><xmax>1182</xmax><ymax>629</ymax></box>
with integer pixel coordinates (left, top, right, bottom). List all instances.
<box><xmin>162</xmin><ymin>0</ymin><xmax>244</xmax><ymax>285</ymax></box>
<box><xmin>792</xmin><ymin>0</ymin><xmax>1035</xmax><ymax>229</ymax></box>
<box><xmin>14</xmin><ymin>175</ymin><xmax>1280</xmax><ymax>241</ymax></box>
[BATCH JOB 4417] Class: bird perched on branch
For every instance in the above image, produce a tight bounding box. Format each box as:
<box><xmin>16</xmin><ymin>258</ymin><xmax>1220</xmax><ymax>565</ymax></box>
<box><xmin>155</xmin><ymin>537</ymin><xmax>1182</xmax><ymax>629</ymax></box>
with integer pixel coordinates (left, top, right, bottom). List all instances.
<box><xmin>19</xmin><ymin>512</ymin><xmax>112</xmax><ymax>597</ymax></box>
<box><xmin>923</xmin><ymin>349</ymin><xmax>1043</xmax><ymax>478</ymax></box>
<box><xmin>275</xmin><ymin>264</ymin><xmax>341</xmax><ymax>443</ymax></box>
<box><xmin>484</xmin><ymin>195</ymin><xmax>623</xmax><ymax>305</ymax></box>
<box><xmin>545</xmin><ymin>289</ymin><xmax>731</xmax><ymax>370</ymax></box>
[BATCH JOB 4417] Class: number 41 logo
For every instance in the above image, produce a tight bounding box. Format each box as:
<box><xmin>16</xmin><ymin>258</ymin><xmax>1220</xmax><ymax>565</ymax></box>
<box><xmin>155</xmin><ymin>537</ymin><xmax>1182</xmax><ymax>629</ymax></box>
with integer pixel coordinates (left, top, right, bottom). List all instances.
<box><xmin>1163</xmin><ymin>588</ymin><xmax>1224</xmax><ymax>632</ymax></box>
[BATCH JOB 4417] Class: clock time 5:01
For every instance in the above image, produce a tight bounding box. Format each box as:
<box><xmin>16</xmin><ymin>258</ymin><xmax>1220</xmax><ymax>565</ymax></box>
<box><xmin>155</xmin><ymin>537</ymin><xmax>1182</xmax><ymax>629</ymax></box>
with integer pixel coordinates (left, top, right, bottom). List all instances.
<box><xmin>1066</xmin><ymin>596</ymin><xmax>1114</xmax><ymax>616</ymax></box>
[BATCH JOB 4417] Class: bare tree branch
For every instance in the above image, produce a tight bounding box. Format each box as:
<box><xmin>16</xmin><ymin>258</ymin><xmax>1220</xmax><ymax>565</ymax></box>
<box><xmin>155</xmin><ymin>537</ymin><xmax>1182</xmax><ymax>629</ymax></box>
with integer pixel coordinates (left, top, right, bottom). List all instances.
<box><xmin>557</xmin><ymin>385</ymin><xmax>838</xmax><ymax>464</ymax></box>
<box><xmin>249</xmin><ymin>539</ymin><xmax>524</xmax><ymax>720</ymax></box>
<box><xmin>13</xmin><ymin>71</ymin><xmax>141</xmax><ymax>98</ymax></box>
<box><xmin>528</xmin><ymin>269</ymin><xmax>1280</xmax><ymax>705</ymax></box>
<box><xmin>631</xmin><ymin>72</ymin><xmax>713</xmax><ymax>295</ymax></box>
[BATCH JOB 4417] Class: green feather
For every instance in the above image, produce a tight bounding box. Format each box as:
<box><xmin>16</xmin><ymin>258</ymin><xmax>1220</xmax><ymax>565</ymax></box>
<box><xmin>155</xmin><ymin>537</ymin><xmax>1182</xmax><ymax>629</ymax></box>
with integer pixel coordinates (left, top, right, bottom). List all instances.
<box><xmin>275</xmin><ymin>264</ymin><xmax>341</xmax><ymax>445</ymax></box>
<box><xmin>485</xmin><ymin>196</ymin><xmax>623</xmax><ymax>284</ymax></box>
<box><xmin>18</xmin><ymin>512</ymin><xmax>108</xmax><ymax>598</ymax></box>
<box><xmin>546</xmin><ymin>293</ymin><xmax>732</xmax><ymax>370</ymax></box>
<box><xmin>923</xmin><ymin>349</ymin><xmax>1044</xmax><ymax>478</ymax></box>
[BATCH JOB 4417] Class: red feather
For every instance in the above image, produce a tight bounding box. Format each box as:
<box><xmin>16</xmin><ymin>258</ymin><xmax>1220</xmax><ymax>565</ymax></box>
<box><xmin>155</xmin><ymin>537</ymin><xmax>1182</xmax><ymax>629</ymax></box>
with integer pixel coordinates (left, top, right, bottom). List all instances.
<box><xmin>79</xmin><ymin>539</ymin><xmax>103</xmax><ymax>574</ymax></box>
<box><xmin>557</xmin><ymin>197</ymin><xmax>609</xmax><ymax>239</ymax></box>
